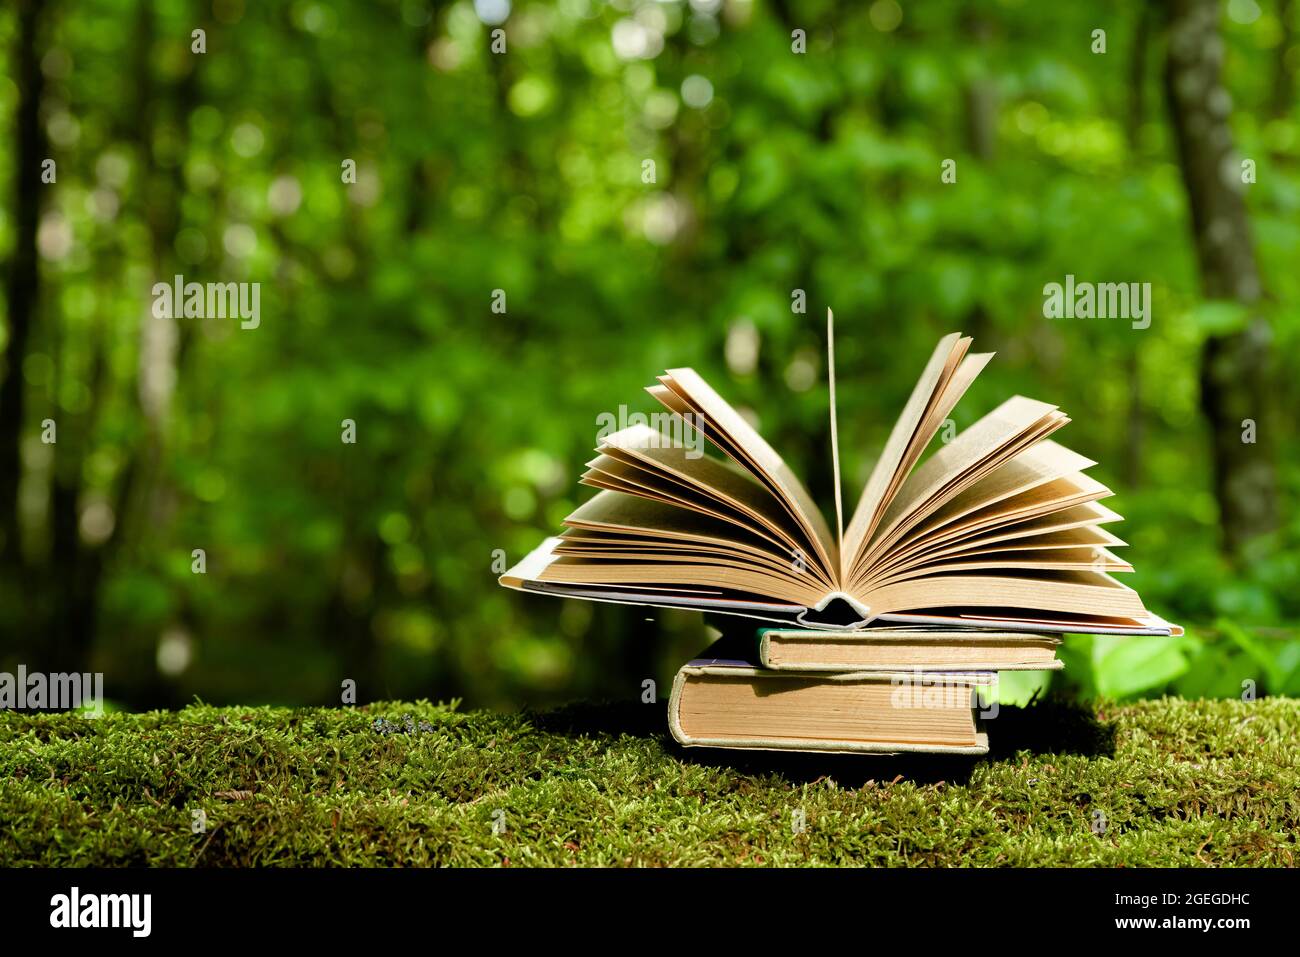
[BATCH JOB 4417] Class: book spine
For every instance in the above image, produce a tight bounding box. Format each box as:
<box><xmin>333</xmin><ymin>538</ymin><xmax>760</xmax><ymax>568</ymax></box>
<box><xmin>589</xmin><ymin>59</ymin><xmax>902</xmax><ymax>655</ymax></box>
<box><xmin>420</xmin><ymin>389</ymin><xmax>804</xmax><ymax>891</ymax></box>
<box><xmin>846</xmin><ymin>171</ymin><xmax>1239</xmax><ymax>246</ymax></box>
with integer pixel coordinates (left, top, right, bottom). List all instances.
<box><xmin>666</xmin><ymin>669</ymin><xmax>693</xmax><ymax>747</ymax></box>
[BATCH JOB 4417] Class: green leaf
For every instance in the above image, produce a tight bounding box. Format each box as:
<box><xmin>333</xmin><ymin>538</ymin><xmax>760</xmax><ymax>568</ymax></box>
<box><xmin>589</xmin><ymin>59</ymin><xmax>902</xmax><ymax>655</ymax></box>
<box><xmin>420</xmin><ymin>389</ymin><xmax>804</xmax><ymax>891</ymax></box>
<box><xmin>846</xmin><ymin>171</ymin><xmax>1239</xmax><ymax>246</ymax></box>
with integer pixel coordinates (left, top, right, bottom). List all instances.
<box><xmin>1188</xmin><ymin>300</ymin><xmax>1251</xmax><ymax>336</ymax></box>
<box><xmin>1092</xmin><ymin>635</ymin><xmax>1189</xmax><ymax>699</ymax></box>
<box><xmin>991</xmin><ymin>668</ymin><xmax>1053</xmax><ymax>706</ymax></box>
<box><xmin>1216</xmin><ymin>618</ymin><xmax>1286</xmax><ymax>691</ymax></box>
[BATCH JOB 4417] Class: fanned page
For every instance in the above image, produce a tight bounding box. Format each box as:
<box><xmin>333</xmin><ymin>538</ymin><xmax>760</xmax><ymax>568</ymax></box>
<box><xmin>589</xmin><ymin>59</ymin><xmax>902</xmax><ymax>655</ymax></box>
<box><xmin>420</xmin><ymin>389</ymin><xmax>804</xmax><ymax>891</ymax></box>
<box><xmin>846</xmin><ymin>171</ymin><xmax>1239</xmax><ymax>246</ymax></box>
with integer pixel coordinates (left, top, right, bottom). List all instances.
<box><xmin>498</xmin><ymin>331</ymin><xmax>1178</xmax><ymax>636</ymax></box>
<box><xmin>841</xmin><ymin>333</ymin><xmax>966</xmax><ymax>573</ymax></box>
<box><xmin>654</xmin><ymin>367</ymin><xmax>838</xmax><ymax>577</ymax></box>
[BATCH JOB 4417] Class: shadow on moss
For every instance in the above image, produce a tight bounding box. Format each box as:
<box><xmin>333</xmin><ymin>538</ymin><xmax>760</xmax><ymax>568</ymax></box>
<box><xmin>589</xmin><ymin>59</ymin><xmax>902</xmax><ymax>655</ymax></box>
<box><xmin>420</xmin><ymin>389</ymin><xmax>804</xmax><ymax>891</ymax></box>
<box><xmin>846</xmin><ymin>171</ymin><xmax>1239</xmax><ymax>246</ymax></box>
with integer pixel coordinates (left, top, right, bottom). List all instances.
<box><xmin>985</xmin><ymin>695</ymin><xmax>1117</xmax><ymax>761</ymax></box>
<box><xmin>528</xmin><ymin>699</ymin><xmax>670</xmax><ymax>740</ymax></box>
<box><xmin>530</xmin><ymin>694</ymin><xmax>1115</xmax><ymax>787</ymax></box>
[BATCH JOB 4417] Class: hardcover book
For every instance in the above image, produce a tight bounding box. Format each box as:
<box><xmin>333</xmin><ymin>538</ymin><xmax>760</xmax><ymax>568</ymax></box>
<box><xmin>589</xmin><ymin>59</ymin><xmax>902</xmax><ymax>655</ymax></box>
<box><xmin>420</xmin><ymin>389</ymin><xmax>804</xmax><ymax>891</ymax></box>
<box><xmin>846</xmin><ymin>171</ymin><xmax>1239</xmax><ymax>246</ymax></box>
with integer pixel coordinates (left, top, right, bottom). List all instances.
<box><xmin>668</xmin><ymin>638</ymin><xmax>992</xmax><ymax>754</ymax></box>
<box><xmin>753</xmin><ymin>626</ymin><xmax>1062</xmax><ymax>673</ymax></box>
<box><xmin>501</xmin><ymin>322</ymin><xmax>1180</xmax><ymax>636</ymax></box>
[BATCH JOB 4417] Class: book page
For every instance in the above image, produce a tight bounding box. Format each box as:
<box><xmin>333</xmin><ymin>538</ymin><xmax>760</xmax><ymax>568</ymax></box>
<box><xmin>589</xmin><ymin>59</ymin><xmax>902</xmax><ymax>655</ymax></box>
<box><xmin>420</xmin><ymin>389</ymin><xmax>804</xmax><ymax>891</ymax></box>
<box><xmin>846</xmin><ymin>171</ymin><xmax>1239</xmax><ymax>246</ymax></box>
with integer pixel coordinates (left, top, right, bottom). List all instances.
<box><xmin>871</xmin><ymin>545</ymin><xmax>1133</xmax><ymax>586</ymax></box>
<box><xmin>853</xmin><ymin>395</ymin><xmax>1062</xmax><ymax>579</ymax></box>
<box><xmin>579</xmin><ymin>458</ymin><xmax>788</xmax><ymax>550</ymax></box>
<box><xmin>565</xmin><ymin>488</ymin><xmax>781</xmax><ymax>552</ymax></box>
<box><xmin>599</xmin><ymin>424</ymin><xmax>800</xmax><ymax>537</ymax></box>
<box><xmin>579</xmin><ymin>451</ymin><xmax>833</xmax><ymax>588</ymax></box>
<box><xmin>555</xmin><ymin>536</ymin><xmax>809</xmax><ymax>577</ymax></box>
<box><xmin>548</xmin><ymin>545</ymin><xmax>828</xmax><ymax>589</ymax></box>
<box><xmin>890</xmin><ymin>501</ymin><xmax>1125</xmax><ymax>561</ymax></box>
<box><xmin>539</xmin><ymin>553</ymin><xmax>827</xmax><ymax>606</ymax></box>
<box><xmin>849</xmin><ymin>349</ymin><xmax>996</xmax><ymax>575</ymax></box>
<box><xmin>547</xmin><ymin>491</ymin><xmax>828</xmax><ymax>604</ymax></box>
<box><xmin>841</xmin><ymin>333</ymin><xmax>966</xmax><ymax>572</ymax></box>
<box><xmin>909</xmin><ymin>524</ymin><xmax>1125</xmax><ymax>563</ymax></box>
<box><xmin>656</xmin><ymin>367</ymin><xmax>838</xmax><ymax>579</ymax></box>
<box><xmin>909</xmin><ymin>440</ymin><xmax>1096</xmax><ymax>532</ymax></box>
<box><xmin>866</xmin><ymin>440</ymin><xmax>1099</xmax><ymax>576</ymax></box>
<box><xmin>857</xmin><ymin>568</ymin><xmax>1148</xmax><ymax>621</ymax></box>
<box><xmin>861</xmin><ymin>472</ymin><xmax>1114</xmax><ymax>586</ymax></box>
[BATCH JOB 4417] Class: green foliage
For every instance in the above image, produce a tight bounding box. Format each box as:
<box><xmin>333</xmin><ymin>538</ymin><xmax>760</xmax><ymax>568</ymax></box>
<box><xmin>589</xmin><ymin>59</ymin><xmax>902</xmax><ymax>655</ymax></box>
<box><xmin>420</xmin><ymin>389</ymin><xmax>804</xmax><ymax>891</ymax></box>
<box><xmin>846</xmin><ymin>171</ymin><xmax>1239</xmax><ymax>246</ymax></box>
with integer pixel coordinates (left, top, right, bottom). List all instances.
<box><xmin>1039</xmin><ymin>621</ymin><xmax>1300</xmax><ymax>702</ymax></box>
<box><xmin>0</xmin><ymin>0</ymin><xmax>1296</xmax><ymax>707</ymax></box>
<box><xmin>1</xmin><ymin>698</ymin><xmax>1296</xmax><ymax>866</ymax></box>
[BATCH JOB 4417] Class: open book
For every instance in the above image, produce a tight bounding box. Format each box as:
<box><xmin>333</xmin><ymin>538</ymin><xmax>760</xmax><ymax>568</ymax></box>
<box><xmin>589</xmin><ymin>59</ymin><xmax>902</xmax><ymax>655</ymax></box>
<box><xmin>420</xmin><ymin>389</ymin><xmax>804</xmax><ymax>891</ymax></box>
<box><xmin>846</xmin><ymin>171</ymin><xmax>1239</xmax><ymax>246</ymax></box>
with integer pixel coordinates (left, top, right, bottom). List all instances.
<box><xmin>501</xmin><ymin>318</ymin><xmax>1180</xmax><ymax>636</ymax></box>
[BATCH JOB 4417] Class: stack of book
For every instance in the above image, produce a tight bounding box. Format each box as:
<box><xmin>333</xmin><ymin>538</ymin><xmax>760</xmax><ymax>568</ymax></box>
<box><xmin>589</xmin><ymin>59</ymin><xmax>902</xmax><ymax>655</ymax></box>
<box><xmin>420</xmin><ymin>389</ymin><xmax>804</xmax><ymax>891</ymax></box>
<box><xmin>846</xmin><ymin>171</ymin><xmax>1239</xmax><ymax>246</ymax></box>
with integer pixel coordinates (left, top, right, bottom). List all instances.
<box><xmin>667</xmin><ymin>623</ymin><xmax>1060</xmax><ymax>755</ymax></box>
<box><xmin>501</xmin><ymin>321</ymin><xmax>1180</xmax><ymax>755</ymax></box>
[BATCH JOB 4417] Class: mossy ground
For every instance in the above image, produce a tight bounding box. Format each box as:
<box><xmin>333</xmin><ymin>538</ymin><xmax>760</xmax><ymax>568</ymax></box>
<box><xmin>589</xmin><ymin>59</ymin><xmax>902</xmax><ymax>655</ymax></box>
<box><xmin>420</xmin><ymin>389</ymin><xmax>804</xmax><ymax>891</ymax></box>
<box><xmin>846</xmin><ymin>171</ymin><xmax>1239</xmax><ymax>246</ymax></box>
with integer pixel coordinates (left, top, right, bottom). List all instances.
<box><xmin>1</xmin><ymin>697</ymin><xmax>1296</xmax><ymax>866</ymax></box>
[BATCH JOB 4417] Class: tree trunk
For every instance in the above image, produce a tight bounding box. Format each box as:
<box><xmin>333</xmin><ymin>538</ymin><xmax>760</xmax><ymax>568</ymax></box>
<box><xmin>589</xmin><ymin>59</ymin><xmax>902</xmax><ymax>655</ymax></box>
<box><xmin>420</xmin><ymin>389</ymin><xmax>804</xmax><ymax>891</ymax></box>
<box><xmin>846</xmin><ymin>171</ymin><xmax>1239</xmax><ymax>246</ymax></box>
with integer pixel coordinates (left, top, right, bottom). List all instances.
<box><xmin>0</xmin><ymin>0</ymin><xmax>48</xmax><ymax>567</ymax></box>
<box><xmin>962</xmin><ymin>11</ymin><xmax>997</xmax><ymax>163</ymax></box>
<box><xmin>1121</xmin><ymin>352</ymin><xmax>1145</xmax><ymax>489</ymax></box>
<box><xmin>1127</xmin><ymin>3</ymin><xmax>1152</xmax><ymax>146</ymax></box>
<box><xmin>1122</xmin><ymin>5</ymin><xmax>1153</xmax><ymax>489</ymax></box>
<box><xmin>1163</xmin><ymin>0</ymin><xmax>1277</xmax><ymax>556</ymax></box>
<box><xmin>1272</xmin><ymin>0</ymin><xmax>1294</xmax><ymax>118</ymax></box>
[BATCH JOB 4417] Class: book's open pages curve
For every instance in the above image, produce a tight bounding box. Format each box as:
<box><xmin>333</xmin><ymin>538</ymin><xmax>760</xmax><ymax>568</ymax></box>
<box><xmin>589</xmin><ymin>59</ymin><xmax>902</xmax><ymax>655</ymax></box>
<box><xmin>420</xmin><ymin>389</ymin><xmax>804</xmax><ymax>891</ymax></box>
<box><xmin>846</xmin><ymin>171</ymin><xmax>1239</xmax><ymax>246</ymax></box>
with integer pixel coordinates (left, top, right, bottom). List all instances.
<box><xmin>841</xmin><ymin>333</ymin><xmax>969</xmax><ymax>573</ymax></box>
<box><xmin>651</xmin><ymin>368</ymin><xmax>837</xmax><ymax>578</ymax></box>
<box><xmin>499</xmin><ymin>330</ymin><xmax>1181</xmax><ymax>636</ymax></box>
<box><xmin>501</xmin><ymin>534</ymin><xmax>1181</xmax><ymax>636</ymax></box>
<box><xmin>854</xmin><ymin>396</ymin><xmax>1065</xmax><ymax>574</ymax></box>
<box><xmin>577</xmin><ymin>424</ymin><xmax>836</xmax><ymax>592</ymax></box>
<box><xmin>862</xmin><ymin>440</ymin><xmax>1101</xmax><ymax>580</ymax></box>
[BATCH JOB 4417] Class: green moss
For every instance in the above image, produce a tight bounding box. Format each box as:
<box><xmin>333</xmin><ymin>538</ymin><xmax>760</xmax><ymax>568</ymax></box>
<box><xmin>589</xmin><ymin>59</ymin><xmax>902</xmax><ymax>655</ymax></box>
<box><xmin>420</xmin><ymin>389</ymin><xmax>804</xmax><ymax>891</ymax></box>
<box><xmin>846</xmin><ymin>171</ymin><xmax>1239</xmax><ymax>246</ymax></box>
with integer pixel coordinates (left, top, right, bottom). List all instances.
<box><xmin>1</xmin><ymin>697</ymin><xmax>1296</xmax><ymax>866</ymax></box>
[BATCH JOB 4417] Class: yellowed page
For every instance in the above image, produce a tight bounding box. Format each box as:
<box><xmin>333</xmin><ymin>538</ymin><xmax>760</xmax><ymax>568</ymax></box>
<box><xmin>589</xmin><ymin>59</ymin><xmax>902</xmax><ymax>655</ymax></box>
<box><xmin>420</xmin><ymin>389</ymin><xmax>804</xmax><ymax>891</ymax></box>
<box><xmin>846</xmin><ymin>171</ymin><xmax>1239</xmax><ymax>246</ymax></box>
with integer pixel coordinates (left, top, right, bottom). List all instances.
<box><xmin>599</xmin><ymin>425</ymin><xmax>798</xmax><ymax>539</ymax></box>
<box><xmin>908</xmin><ymin>524</ymin><xmax>1126</xmax><ymax>564</ymax></box>
<box><xmin>857</xmin><ymin>569</ymin><xmax>1148</xmax><ymax>620</ymax></box>
<box><xmin>577</xmin><ymin>461</ymin><xmax>802</xmax><ymax>557</ymax></box>
<box><xmin>591</xmin><ymin>424</ymin><xmax>838</xmax><ymax>590</ymax></box>
<box><xmin>552</xmin><ymin>543</ymin><xmax>810</xmax><ymax>577</ymax></box>
<box><xmin>871</xmin><ymin>545</ymin><xmax>1133</xmax><ymax>586</ymax></box>
<box><xmin>580</xmin><ymin>452</ymin><xmax>792</xmax><ymax>549</ymax></box>
<box><xmin>656</xmin><ymin>367</ymin><xmax>837</xmax><ymax>579</ymax></box>
<box><xmin>853</xmin><ymin>396</ymin><xmax>1061</xmax><ymax>579</ymax></box>
<box><xmin>916</xmin><ymin>439</ymin><xmax>1097</xmax><ymax>531</ymax></box>
<box><xmin>897</xmin><ymin>351</ymin><xmax>994</xmax><ymax>496</ymax></box>
<box><xmin>844</xmin><ymin>349</ymin><xmax>996</xmax><ymax>579</ymax></box>
<box><xmin>564</xmin><ymin>489</ymin><xmax>783</xmax><ymax>554</ymax></box>
<box><xmin>538</xmin><ymin>554</ymin><xmax>826</xmax><ymax>606</ymax></box>
<box><xmin>862</xmin><ymin>473</ymin><xmax>1115</xmax><ymax>583</ymax></box>
<box><xmin>865</xmin><ymin>439</ymin><xmax>1099</xmax><ymax>577</ymax></box>
<box><xmin>841</xmin><ymin>333</ymin><xmax>965</xmax><ymax>570</ymax></box>
<box><xmin>555</xmin><ymin>536</ymin><xmax>807</xmax><ymax>578</ymax></box>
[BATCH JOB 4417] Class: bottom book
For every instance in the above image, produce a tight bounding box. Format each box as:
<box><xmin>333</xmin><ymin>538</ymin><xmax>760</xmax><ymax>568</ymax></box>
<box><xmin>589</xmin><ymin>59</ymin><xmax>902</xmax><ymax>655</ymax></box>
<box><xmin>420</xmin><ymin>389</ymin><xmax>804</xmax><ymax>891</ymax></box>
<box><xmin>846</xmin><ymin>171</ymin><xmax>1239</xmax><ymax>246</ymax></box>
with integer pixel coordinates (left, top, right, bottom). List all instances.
<box><xmin>668</xmin><ymin>638</ymin><xmax>993</xmax><ymax>755</ymax></box>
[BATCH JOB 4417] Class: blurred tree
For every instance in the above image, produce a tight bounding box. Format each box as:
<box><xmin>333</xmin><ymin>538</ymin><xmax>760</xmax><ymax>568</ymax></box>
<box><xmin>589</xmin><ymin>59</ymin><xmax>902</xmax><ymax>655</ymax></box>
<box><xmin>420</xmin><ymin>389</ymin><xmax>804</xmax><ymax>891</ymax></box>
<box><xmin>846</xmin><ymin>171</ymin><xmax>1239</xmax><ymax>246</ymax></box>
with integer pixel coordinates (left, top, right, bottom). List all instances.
<box><xmin>0</xmin><ymin>0</ymin><xmax>1294</xmax><ymax>708</ymax></box>
<box><xmin>1164</xmin><ymin>0</ymin><xmax>1277</xmax><ymax>557</ymax></box>
<box><xmin>0</xmin><ymin>0</ymin><xmax>46</xmax><ymax>575</ymax></box>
